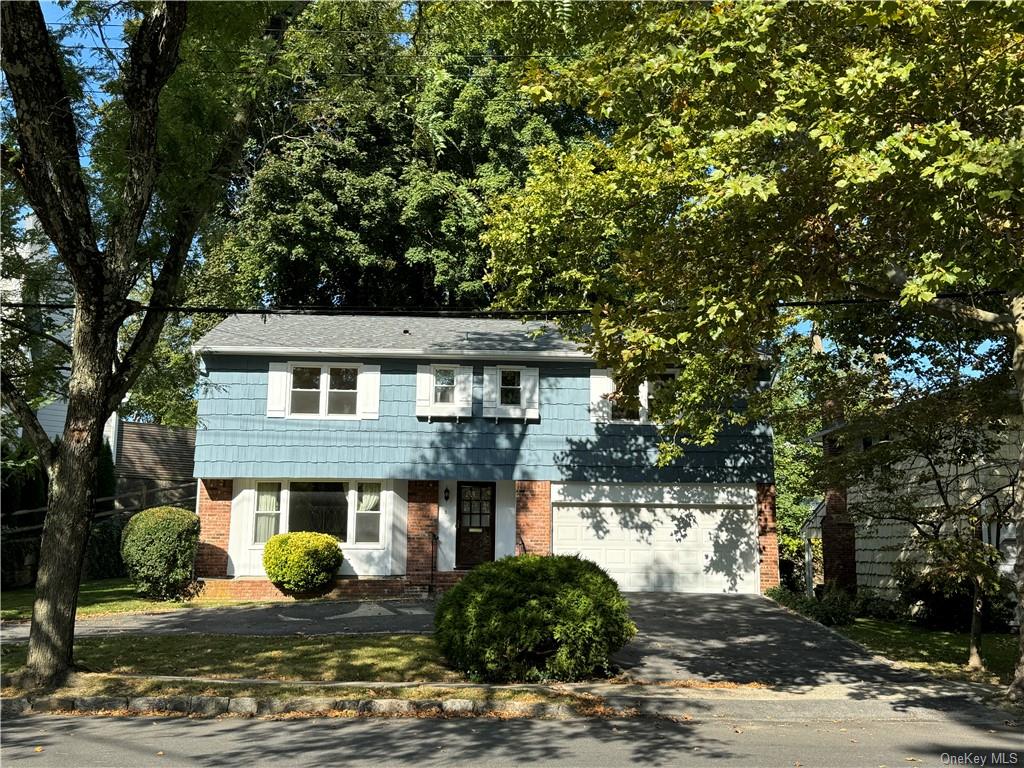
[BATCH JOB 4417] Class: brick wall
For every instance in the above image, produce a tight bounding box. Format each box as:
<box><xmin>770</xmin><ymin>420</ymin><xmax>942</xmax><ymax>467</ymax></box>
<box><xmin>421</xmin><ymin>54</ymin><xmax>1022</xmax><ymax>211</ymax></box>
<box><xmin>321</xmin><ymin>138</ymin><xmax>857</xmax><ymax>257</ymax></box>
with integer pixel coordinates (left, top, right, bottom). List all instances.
<box><xmin>756</xmin><ymin>482</ymin><xmax>780</xmax><ymax>593</ymax></box>
<box><xmin>196</xmin><ymin>478</ymin><xmax>232</xmax><ymax>577</ymax></box>
<box><xmin>822</xmin><ymin>437</ymin><xmax>857</xmax><ymax>592</ymax></box>
<box><xmin>406</xmin><ymin>480</ymin><xmax>439</xmax><ymax>585</ymax></box>
<box><xmin>515</xmin><ymin>480</ymin><xmax>552</xmax><ymax>555</ymax></box>
<box><xmin>198</xmin><ymin>577</ymin><xmax>428</xmax><ymax>601</ymax></box>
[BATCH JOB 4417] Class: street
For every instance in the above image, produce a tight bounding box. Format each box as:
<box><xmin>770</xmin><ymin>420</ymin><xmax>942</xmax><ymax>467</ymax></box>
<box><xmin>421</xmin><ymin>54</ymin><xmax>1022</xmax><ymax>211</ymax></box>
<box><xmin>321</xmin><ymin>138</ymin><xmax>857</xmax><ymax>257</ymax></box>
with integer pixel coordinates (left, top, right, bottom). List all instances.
<box><xmin>2</xmin><ymin>713</ymin><xmax>1020</xmax><ymax>768</ymax></box>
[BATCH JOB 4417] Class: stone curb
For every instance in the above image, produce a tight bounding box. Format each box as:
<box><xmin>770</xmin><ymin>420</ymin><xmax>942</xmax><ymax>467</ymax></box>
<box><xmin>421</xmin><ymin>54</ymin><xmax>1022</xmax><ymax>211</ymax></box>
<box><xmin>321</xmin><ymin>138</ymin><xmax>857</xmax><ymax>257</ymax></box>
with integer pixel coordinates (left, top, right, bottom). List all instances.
<box><xmin>0</xmin><ymin>696</ymin><xmax>580</xmax><ymax>720</ymax></box>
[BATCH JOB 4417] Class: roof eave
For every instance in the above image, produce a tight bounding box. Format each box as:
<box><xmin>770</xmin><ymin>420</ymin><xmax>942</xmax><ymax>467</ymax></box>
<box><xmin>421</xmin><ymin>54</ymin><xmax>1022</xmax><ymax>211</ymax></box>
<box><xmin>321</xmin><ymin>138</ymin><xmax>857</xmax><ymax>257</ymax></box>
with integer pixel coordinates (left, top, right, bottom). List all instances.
<box><xmin>190</xmin><ymin>344</ymin><xmax>593</xmax><ymax>362</ymax></box>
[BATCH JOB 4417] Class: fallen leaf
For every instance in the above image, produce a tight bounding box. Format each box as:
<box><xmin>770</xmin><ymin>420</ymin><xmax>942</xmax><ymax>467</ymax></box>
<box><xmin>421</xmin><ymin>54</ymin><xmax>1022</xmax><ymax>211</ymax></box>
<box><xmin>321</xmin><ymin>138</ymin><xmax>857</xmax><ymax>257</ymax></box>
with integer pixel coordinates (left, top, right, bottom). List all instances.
<box><xmin>905</xmin><ymin>759</ymin><xmax>921</xmax><ymax>763</ymax></box>
<box><xmin>839</xmin><ymin>728</ymin><xmax>847</xmax><ymax>733</ymax></box>
<box><xmin>681</xmin><ymin>714</ymin><xmax>693</xmax><ymax>721</ymax></box>
<box><xmin>156</xmin><ymin>752</ymin><xmax>164</xmax><ymax>757</ymax></box>
<box><xmin>734</xmin><ymin>728</ymin><xmax>743</xmax><ymax>734</ymax></box>
<box><xmin>34</xmin><ymin>747</ymin><xmax>44</xmax><ymax>753</ymax></box>
<box><xmin>850</xmin><ymin>739</ymin><xmax>858</xmax><ymax>743</ymax></box>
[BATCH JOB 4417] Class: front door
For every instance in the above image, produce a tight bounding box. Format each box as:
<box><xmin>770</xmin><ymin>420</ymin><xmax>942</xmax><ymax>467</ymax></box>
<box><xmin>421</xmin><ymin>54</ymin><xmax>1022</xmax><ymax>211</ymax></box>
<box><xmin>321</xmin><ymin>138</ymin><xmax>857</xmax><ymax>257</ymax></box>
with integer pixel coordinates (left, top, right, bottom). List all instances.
<box><xmin>456</xmin><ymin>482</ymin><xmax>495</xmax><ymax>569</ymax></box>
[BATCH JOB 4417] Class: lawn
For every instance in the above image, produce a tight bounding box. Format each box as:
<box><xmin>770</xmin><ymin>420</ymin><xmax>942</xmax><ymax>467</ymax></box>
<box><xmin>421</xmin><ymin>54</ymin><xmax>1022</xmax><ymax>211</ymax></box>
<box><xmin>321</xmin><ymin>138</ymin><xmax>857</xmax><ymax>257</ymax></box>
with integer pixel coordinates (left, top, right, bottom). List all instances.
<box><xmin>0</xmin><ymin>578</ymin><xmax>271</xmax><ymax>621</ymax></box>
<box><xmin>840</xmin><ymin>618</ymin><xmax>1020</xmax><ymax>686</ymax></box>
<box><xmin>0</xmin><ymin>633</ymin><xmax>458</xmax><ymax>684</ymax></box>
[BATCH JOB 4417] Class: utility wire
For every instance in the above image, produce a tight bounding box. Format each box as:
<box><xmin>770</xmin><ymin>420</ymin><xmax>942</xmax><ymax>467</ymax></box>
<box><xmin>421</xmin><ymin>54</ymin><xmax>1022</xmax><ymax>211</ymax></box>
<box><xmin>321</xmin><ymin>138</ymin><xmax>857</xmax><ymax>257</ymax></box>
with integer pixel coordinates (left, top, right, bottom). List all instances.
<box><xmin>1</xmin><ymin>290</ymin><xmax>1007</xmax><ymax>317</ymax></box>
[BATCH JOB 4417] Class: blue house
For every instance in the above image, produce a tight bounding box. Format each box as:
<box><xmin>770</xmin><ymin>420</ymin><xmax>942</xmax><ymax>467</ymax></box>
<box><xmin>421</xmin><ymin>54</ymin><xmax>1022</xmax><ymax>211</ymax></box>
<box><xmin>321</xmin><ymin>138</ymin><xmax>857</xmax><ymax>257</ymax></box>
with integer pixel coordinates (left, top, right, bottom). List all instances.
<box><xmin>191</xmin><ymin>314</ymin><xmax>779</xmax><ymax>597</ymax></box>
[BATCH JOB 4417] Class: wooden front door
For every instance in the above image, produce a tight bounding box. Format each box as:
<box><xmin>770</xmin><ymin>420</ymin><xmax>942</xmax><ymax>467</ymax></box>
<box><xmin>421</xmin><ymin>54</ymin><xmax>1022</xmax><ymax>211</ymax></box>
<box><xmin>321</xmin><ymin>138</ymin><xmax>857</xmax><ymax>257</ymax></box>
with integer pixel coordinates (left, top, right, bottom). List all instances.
<box><xmin>456</xmin><ymin>482</ymin><xmax>496</xmax><ymax>569</ymax></box>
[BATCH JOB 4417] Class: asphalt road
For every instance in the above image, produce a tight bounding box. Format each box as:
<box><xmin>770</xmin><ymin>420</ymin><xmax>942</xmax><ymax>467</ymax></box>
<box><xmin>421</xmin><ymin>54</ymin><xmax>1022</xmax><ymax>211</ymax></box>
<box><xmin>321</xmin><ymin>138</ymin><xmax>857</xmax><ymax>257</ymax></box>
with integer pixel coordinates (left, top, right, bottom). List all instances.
<box><xmin>2</xmin><ymin>713</ymin><xmax>1021</xmax><ymax>767</ymax></box>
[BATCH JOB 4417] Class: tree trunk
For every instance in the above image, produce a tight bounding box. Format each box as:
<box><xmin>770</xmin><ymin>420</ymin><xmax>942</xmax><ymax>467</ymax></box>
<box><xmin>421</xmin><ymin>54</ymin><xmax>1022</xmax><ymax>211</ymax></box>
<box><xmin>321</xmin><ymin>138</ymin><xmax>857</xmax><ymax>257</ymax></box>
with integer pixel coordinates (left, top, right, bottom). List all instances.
<box><xmin>967</xmin><ymin>576</ymin><xmax>985</xmax><ymax>671</ymax></box>
<box><xmin>1008</xmin><ymin>291</ymin><xmax>1024</xmax><ymax>701</ymax></box>
<box><xmin>25</xmin><ymin>304</ymin><xmax>114</xmax><ymax>686</ymax></box>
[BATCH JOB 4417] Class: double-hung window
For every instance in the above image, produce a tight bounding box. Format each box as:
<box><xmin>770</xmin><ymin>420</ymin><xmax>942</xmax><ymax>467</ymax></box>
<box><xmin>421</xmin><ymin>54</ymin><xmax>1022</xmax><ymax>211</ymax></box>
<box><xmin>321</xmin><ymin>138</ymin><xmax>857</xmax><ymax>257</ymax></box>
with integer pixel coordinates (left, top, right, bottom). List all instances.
<box><xmin>433</xmin><ymin>367</ymin><xmax>456</xmax><ymax>405</ymax></box>
<box><xmin>253</xmin><ymin>482</ymin><xmax>281</xmax><ymax>544</ymax></box>
<box><xmin>499</xmin><ymin>369</ymin><xmax>522</xmax><ymax>406</ymax></box>
<box><xmin>286</xmin><ymin>364</ymin><xmax>360</xmax><ymax>417</ymax></box>
<box><xmin>354</xmin><ymin>482</ymin><xmax>382</xmax><ymax>543</ymax></box>
<box><xmin>268</xmin><ymin>362</ymin><xmax>380</xmax><ymax>420</ymax></box>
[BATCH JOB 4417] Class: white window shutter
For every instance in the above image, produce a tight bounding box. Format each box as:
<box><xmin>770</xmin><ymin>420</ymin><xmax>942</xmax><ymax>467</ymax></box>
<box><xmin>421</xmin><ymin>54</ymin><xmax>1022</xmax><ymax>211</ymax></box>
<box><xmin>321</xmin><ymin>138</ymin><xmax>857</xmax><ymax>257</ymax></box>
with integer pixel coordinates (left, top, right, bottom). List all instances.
<box><xmin>267</xmin><ymin>362</ymin><xmax>288</xmax><ymax>417</ymax></box>
<box><xmin>522</xmin><ymin>367</ymin><xmax>540</xmax><ymax>420</ymax></box>
<box><xmin>455</xmin><ymin>366</ymin><xmax>474</xmax><ymax>416</ymax></box>
<box><xmin>482</xmin><ymin>366</ymin><xmax>499</xmax><ymax>418</ymax></box>
<box><xmin>357</xmin><ymin>365</ymin><xmax>381</xmax><ymax>420</ymax></box>
<box><xmin>415</xmin><ymin>365</ymin><xmax>432</xmax><ymax>417</ymax></box>
<box><xmin>589</xmin><ymin>368</ymin><xmax>614</xmax><ymax>423</ymax></box>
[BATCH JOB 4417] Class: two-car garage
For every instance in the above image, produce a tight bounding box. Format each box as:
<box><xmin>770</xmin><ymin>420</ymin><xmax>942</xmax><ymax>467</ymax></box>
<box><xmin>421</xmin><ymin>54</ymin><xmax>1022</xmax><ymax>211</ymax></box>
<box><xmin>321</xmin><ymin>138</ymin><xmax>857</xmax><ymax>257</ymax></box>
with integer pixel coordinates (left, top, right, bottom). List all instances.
<box><xmin>550</xmin><ymin>483</ymin><xmax>762</xmax><ymax>594</ymax></box>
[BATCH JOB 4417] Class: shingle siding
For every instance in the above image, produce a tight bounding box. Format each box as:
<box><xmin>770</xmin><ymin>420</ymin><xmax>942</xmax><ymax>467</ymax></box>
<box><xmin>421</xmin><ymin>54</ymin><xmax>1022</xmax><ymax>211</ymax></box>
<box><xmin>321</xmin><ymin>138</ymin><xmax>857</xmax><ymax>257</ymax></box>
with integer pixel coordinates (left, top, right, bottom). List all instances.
<box><xmin>194</xmin><ymin>355</ymin><xmax>773</xmax><ymax>483</ymax></box>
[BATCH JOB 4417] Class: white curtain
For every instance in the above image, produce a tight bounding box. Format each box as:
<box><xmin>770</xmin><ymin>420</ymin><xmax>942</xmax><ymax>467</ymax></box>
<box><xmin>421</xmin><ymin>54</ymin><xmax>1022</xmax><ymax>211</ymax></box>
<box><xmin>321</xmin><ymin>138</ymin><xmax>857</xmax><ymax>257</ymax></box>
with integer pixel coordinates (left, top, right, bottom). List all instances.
<box><xmin>358</xmin><ymin>483</ymin><xmax>381</xmax><ymax>511</ymax></box>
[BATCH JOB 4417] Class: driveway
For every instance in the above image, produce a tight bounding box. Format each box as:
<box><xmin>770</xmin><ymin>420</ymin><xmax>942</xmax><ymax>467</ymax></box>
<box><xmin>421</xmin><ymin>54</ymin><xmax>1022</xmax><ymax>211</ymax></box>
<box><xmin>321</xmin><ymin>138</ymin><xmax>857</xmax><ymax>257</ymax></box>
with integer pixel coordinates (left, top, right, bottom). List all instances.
<box><xmin>615</xmin><ymin>593</ymin><xmax>923</xmax><ymax>689</ymax></box>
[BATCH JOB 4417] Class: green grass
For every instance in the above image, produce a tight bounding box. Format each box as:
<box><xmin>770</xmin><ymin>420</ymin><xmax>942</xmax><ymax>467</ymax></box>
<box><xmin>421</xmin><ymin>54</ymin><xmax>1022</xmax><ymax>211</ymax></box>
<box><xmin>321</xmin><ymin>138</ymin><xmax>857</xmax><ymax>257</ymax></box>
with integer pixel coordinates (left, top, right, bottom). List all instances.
<box><xmin>0</xmin><ymin>578</ymin><xmax>276</xmax><ymax>621</ymax></box>
<box><xmin>839</xmin><ymin>618</ymin><xmax>1020</xmax><ymax>686</ymax></box>
<box><xmin>0</xmin><ymin>634</ymin><xmax>458</xmax><ymax>684</ymax></box>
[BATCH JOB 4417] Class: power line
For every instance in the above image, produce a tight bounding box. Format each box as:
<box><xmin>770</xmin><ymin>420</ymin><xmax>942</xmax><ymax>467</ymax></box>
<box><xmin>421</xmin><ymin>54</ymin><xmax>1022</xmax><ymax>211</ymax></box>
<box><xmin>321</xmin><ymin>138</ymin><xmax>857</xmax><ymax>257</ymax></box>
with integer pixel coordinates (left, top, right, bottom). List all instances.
<box><xmin>2</xmin><ymin>290</ymin><xmax>1007</xmax><ymax>317</ymax></box>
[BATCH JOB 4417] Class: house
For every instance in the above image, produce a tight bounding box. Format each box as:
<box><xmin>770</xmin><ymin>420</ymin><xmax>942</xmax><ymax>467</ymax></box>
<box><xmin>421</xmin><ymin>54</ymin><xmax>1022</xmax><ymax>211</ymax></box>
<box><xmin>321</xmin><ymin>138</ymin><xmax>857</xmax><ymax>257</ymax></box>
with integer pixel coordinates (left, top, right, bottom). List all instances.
<box><xmin>801</xmin><ymin>417</ymin><xmax>1019</xmax><ymax>601</ymax></box>
<box><xmin>190</xmin><ymin>314</ymin><xmax>778</xmax><ymax>599</ymax></box>
<box><xmin>114</xmin><ymin>421</ymin><xmax>197</xmax><ymax>509</ymax></box>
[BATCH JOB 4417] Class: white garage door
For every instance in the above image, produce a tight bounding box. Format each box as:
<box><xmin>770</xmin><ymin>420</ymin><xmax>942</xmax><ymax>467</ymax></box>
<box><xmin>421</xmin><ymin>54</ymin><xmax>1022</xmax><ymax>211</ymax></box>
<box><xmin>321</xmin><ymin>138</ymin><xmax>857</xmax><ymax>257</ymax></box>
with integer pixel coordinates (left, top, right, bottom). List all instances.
<box><xmin>552</xmin><ymin>502</ymin><xmax>760</xmax><ymax>593</ymax></box>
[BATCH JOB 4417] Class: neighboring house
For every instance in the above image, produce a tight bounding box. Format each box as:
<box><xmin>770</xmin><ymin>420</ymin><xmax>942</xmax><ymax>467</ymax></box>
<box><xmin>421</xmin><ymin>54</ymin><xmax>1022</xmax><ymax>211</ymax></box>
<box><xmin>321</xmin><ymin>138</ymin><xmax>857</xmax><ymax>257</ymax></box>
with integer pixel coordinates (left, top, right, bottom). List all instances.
<box><xmin>801</xmin><ymin>428</ymin><xmax>1019</xmax><ymax>600</ymax></box>
<box><xmin>191</xmin><ymin>314</ymin><xmax>778</xmax><ymax>599</ymax></box>
<box><xmin>114</xmin><ymin>421</ymin><xmax>197</xmax><ymax>509</ymax></box>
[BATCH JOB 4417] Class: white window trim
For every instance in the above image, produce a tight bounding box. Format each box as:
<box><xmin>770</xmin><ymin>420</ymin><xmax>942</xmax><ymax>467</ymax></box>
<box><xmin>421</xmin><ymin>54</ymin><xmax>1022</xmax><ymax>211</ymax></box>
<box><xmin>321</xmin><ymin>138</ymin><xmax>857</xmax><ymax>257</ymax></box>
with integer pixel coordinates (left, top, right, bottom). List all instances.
<box><xmin>248</xmin><ymin>478</ymin><xmax>390</xmax><ymax>552</ymax></box>
<box><xmin>430</xmin><ymin>363</ymin><xmax>459</xmax><ymax>410</ymax></box>
<box><xmin>286</xmin><ymin>361</ymin><xmax>362</xmax><ymax>420</ymax></box>
<box><xmin>491</xmin><ymin>365</ymin><xmax>527</xmax><ymax>420</ymax></box>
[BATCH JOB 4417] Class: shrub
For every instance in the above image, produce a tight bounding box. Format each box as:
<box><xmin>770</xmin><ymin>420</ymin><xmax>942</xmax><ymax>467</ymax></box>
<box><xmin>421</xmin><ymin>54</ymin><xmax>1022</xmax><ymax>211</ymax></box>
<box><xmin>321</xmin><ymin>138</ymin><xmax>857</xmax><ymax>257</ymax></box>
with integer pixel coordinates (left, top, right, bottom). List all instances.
<box><xmin>765</xmin><ymin>585</ymin><xmax>854</xmax><ymax>626</ymax></box>
<box><xmin>894</xmin><ymin>564</ymin><xmax>1016</xmax><ymax>632</ymax></box>
<box><xmin>262</xmin><ymin>532</ymin><xmax>342</xmax><ymax>593</ymax></box>
<box><xmin>852</xmin><ymin>588</ymin><xmax>905</xmax><ymax>621</ymax></box>
<box><xmin>84</xmin><ymin>514</ymin><xmax>128</xmax><ymax>581</ymax></box>
<box><xmin>434</xmin><ymin>554</ymin><xmax>637</xmax><ymax>683</ymax></box>
<box><xmin>120</xmin><ymin>506</ymin><xmax>199</xmax><ymax>598</ymax></box>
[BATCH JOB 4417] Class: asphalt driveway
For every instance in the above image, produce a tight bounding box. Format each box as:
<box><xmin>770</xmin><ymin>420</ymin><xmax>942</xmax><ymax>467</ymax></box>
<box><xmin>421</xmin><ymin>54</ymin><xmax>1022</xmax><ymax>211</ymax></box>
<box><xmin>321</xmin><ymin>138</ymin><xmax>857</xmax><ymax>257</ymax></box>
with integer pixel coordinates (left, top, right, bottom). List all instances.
<box><xmin>615</xmin><ymin>593</ymin><xmax>919</xmax><ymax>689</ymax></box>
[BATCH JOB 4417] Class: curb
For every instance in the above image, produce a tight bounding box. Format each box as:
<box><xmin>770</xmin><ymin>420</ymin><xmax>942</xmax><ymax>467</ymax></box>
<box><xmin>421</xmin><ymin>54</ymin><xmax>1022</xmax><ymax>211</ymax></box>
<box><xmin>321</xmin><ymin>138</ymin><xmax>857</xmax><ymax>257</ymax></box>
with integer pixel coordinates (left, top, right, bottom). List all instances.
<box><xmin>0</xmin><ymin>695</ymin><xmax>578</xmax><ymax>720</ymax></box>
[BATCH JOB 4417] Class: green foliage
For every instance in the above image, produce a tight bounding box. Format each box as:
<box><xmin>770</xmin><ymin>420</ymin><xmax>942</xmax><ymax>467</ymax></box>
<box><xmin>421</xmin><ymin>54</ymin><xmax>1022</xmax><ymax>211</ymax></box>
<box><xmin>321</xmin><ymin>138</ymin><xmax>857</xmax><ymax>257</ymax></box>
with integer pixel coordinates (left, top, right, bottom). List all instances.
<box><xmin>120</xmin><ymin>506</ymin><xmax>200</xmax><ymax>599</ymax></box>
<box><xmin>485</xmin><ymin>1</ymin><xmax>1022</xmax><ymax>452</ymax></box>
<box><xmin>434</xmin><ymin>555</ymin><xmax>637</xmax><ymax>682</ymax></box>
<box><xmin>766</xmin><ymin>585</ymin><xmax>855</xmax><ymax>627</ymax></box>
<box><xmin>84</xmin><ymin>515</ymin><xmax>128</xmax><ymax>581</ymax></box>
<box><xmin>262</xmin><ymin>532</ymin><xmax>343</xmax><ymax>594</ymax></box>
<box><xmin>894</xmin><ymin>563</ymin><xmax>1016</xmax><ymax>632</ymax></box>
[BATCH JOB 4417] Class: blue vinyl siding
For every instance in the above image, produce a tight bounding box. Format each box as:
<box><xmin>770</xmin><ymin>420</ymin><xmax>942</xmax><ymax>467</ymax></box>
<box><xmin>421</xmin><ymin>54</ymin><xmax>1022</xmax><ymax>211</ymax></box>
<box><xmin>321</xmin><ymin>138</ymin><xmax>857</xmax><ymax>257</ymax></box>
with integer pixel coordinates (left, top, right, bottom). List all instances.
<box><xmin>194</xmin><ymin>355</ymin><xmax>773</xmax><ymax>483</ymax></box>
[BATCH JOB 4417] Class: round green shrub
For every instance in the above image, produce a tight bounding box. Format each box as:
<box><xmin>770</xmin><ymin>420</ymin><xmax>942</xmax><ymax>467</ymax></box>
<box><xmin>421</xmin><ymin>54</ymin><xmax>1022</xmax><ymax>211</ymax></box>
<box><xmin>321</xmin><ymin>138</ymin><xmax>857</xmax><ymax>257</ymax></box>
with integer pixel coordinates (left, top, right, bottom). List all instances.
<box><xmin>434</xmin><ymin>554</ymin><xmax>637</xmax><ymax>683</ymax></box>
<box><xmin>262</xmin><ymin>532</ymin><xmax>342</xmax><ymax>593</ymax></box>
<box><xmin>120</xmin><ymin>506</ymin><xmax>199</xmax><ymax>599</ymax></box>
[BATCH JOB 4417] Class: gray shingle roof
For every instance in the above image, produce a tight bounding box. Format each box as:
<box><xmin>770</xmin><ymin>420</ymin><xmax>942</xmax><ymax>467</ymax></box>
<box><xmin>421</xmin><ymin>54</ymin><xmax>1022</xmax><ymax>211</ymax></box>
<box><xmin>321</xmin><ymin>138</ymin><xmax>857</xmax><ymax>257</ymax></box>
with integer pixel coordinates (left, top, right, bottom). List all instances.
<box><xmin>194</xmin><ymin>313</ymin><xmax>589</xmax><ymax>360</ymax></box>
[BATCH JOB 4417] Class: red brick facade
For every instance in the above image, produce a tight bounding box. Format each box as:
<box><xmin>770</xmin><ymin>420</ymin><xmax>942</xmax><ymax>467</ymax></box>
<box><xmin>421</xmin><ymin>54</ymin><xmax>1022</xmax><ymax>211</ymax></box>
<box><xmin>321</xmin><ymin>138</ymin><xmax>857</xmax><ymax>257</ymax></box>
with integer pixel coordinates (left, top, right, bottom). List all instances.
<box><xmin>756</xmin><ymin>482</ymin><xmax>780</xmax><ymax>593</ymax></box>
<box><xmin>822</xmin><ymin>437</ymin><xmax>857</xmax><ymax>592</ymax></box>
<box><xmin>406</xmin><ymin>480</ymin><xmax>439</xmax><ymax>585</ymax></box>
<box><xmin>198</xmin><ymin>577</ymin><xmax>427</xmax><ymax>601</ymax></box>
<box><xmin>196</xmin><ymin>478</ymin><xmax>232</xmax><ymax>578</ymax></box>
<box><xmin>515</xmin><ymin>480</ymin><xmax>552</xmax><ymax>555</ymax></box>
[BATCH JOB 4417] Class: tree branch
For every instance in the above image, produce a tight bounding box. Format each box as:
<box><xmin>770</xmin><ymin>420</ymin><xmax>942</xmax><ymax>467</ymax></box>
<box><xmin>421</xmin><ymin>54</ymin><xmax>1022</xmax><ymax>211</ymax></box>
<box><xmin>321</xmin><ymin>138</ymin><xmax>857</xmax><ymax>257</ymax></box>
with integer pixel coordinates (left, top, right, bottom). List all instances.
<box><xmin>0</xmin><ymin>1</ymin><xmax>100</xmax><ymax>284</ymax></box>
<box><xmin>109</xmin><ymin>1</ymin><xmax>188</xmax><ymax>277</ymax></box>
<box><xmin>0</xmin><ymin>314</ymin><xmax>73</xmax><ymax>355</ymax></box>
<box><xmin>1</xmin><ymin>369</ymin><xmax>55</xmax><ymax>472</ymax></box>
<box><xmin>105</xmin><ymin>2</ymin><xmax>307</xmax><ymax>412</ymax></box>
<box><xmin>852</xmin><ymin>267</ymin><xmax>1014</xmax><ymax>337</ymax></box>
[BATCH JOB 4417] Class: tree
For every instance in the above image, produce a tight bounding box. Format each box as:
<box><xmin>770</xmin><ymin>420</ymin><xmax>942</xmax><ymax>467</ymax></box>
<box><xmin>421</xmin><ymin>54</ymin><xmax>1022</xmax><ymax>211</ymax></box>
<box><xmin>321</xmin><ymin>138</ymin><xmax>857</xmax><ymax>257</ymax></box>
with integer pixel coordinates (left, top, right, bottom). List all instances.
<box><xmin>483</xmin><ymin>1</ymin><xmax>1024</xmax><ymax>696</ymax></box>
<box><xmin>1</xmin><ymin>0</ymin><xmax>303</xmax><ymax>684</ymax></box>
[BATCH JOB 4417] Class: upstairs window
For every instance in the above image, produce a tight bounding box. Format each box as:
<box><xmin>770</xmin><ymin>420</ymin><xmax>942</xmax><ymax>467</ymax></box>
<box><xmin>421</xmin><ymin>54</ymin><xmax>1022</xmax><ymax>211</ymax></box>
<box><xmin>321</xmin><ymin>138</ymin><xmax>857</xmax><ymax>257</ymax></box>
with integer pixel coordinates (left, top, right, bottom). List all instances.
<box><xmin>500</xmin><ymin>369</ymin><xmax>522</xmax><ymax>406</ymax></box>
<box><xmin>433</xmin><ymin>367</ymin><xmax>456</xmax><ymax>404</ymax></box>
<box><xmin>290</xmin><ymin>366</ymin><xmax>321</xmax><ymax>415</ymax></box>
<box><xmin>611</xmin><ymin>395</ymin><xmax>640</xmax><ymax>422</ymax></box>
<box><xmin>328</xmin><ymin>367</ymin><xmax>358</xmax><ymax>415</ymax></box>
<box><xmin>275</xmin><ymin>362</ymin><xmax>376</xmax><ymax>419</ymax></box>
